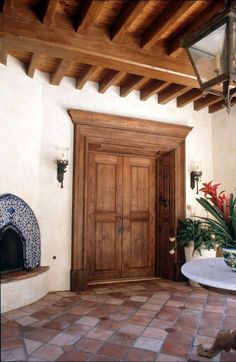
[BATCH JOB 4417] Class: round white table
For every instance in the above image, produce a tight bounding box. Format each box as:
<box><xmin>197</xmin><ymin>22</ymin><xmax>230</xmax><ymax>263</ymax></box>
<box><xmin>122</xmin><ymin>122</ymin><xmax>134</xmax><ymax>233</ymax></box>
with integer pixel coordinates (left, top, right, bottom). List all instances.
<box><xmin>181</xmin><ymin>257</ymin><xmax>236</xmax><ymax>292</ymax></box>
<box><xmin>181</xmin><ymin>257</ymin><xmax>236</xmax><ymax>358</ymax></box>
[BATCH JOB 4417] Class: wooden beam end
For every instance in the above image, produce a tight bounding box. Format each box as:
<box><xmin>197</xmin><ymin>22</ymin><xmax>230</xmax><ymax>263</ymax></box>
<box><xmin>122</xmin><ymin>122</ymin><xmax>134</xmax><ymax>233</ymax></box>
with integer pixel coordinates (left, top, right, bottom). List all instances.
<box><xmin>0</xmin><ymin>56</ymin><xmax>7</xmax><ymax>65</ymax></box>
<box><xmin>50</xmin><ymin>75</ymin><xmax>61</xmax><ymax>86</ymax></box>
<box><xmin>98</xmin><ymin>85</ymin><xmax>105</xmax><ymax>94</ymax></box>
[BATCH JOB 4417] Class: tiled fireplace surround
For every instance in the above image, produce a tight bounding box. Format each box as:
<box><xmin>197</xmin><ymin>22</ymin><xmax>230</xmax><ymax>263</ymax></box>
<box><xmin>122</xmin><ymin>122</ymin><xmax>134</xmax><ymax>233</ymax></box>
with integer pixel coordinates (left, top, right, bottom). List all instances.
<box><xmin>0</xmin><ymin>194</ymin><xmax>49</xmax><ymax>312</ymax></box>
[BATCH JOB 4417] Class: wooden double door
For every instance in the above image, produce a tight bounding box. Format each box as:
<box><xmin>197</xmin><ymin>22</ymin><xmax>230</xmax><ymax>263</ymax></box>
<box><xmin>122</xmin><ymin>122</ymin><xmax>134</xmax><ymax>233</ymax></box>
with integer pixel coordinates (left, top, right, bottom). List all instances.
<box><xmin>86</xmin><ymin>152</ymin><xmax>156</xmax><ymax>281</ymax></box>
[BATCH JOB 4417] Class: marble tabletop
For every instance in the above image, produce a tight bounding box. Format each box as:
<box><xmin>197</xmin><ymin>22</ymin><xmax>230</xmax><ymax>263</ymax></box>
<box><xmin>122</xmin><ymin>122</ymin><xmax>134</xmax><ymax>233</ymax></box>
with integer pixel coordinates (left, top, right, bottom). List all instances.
<box><xmin>181</xmin><ymin>257</ymin><xmax>236</xmax><ymax>291</ymax></box>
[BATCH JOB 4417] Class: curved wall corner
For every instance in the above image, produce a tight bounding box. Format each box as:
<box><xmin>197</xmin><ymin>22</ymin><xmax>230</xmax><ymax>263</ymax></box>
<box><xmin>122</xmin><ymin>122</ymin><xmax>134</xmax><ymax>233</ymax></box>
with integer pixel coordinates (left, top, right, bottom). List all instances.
<box><xmin>1</xmin><ymin>270</ymin><xmax>49</xmax><ymax>313</ymax></box>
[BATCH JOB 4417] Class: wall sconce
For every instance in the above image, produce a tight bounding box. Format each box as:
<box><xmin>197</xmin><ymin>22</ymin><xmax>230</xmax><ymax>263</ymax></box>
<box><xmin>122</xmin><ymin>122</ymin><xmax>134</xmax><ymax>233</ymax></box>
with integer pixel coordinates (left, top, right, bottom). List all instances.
<box><xmin>57</xmin><ymin>149</ymin><xmax>69</xmax><ymax>188</ymax></box>
<box><xmin>190</xmin><ymin>162</ymin><xmax>202</xmax><ymax>194</ymax></box>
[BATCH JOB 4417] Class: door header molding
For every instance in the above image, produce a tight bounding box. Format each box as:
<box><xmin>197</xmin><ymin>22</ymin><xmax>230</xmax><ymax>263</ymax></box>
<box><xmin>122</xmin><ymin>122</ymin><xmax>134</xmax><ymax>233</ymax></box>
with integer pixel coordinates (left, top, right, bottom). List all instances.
<box><xmin>68</xmin><ymin>109</ymin><xmax>192</xmax><ymax>140</ymax></box>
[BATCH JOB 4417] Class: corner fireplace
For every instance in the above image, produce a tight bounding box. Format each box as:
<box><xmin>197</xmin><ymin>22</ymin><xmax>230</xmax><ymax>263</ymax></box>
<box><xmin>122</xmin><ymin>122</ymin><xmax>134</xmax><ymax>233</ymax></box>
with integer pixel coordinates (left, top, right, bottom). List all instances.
<box><xmin>0</xmin><ymin>194</ymin><xmax>40</xmax><ymax>274</ymax></box>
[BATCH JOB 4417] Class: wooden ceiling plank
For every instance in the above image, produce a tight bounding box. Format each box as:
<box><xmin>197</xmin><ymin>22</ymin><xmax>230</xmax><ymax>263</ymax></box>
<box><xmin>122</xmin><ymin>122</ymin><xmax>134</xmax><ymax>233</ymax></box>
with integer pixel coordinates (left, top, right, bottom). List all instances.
<box><xmin>43</xmin><ymin>0</ymin><xmax>58</xmax><ymax>26</ymax></box>
<box><xmin>194</xmin><ymin>94</ymin><xmax>222</xmax><ymax>111</ymax></box>
<box><xmin>120</xmin><ymin>75</ymin><xmax>147</xmax><ymax>97</ymax></box>
<box><xmin>1</xmin><ymin>17</ymin><xmax>199</xmax><ymax>87</ymax></box>
<box><xmin>99</xmin><ymin>70</ymin><xmax>125</xmax><ymax>94</ymax></box>
<box><xmin>3</xmin><ymin>0</ymin><xmax>13</xmax><ymax>16</ymax></box>
<box><xmin>177</xmin><ymin>88</ymin><xmax>202</xmax><ymax>108</ymax></box>
<box><xmin>111</xmin><ymin>0</ymin><xmax>149</xmax><ymax>42</ymax></box>
<box><xmin>51</xmin><ymin>59</ymin><xmax>70</xmax><ymax>86</ymax></box>
<box><xmin>27</xmin><ymin>52</ymin><xmax>40</xmax><ymax>78</ymax></box>
<box><xmin>158</xmin><ymin>84</ymin><xmax>190</xmax><ymax>105</ymax></box>
<box><xmin>77</xmin><ymin>0</ymin><xmax>106</xmax><ymax>34</ymax></box>
<box><xmin>76</xmin><ymin>65</ymin><xmax>99</xmax><ymax>89</ymax></box>
<box><xmin>167</xmin><ymin>1</ymin><xmax>224</xmax><ymax>57</ymax></box>
<box><xmin>140</xmin><ymin>80</ymin><xmax>169</xmax><ymax>101</ymax></box>
<box><xmin>141</xmin><ymin>0</ymin><xmax>196</xmax><ymax>50</ymax></box>
<box><xmin>0</xmin><ymin>38</ymin><xmax>7</xmax><ymax>65</ymax></box>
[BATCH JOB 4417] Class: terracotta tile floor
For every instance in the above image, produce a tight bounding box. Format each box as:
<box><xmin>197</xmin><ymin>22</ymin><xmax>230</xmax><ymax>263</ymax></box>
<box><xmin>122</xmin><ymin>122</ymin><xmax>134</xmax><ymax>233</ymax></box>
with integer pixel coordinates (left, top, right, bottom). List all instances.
<box><xmin>1</xmin><ymin>279</ymin><xmax>236</xmax><ymax>361</ymax></box>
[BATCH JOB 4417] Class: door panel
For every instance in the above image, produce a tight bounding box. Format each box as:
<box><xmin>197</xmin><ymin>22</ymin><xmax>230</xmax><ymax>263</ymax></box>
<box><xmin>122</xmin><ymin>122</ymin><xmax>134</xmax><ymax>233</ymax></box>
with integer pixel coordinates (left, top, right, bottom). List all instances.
<box><xmin>130</xmin><ymin>222</ymin><xmax>149</xmax><ymax>268</ymax></box>
<box><xmin>87</xmin><ymin>153</ymin><xmax>123</xmax><ymax>280</ymax></box>
<box><xmin>123</xmin><ymin>156</ymin><xmax>156</xmax><ymax>278</ymax></box>
<box><xmin>157</xmin><ymin>151</ymin><xmax>175</xmax><ymax>279</ymax></box>
<box><xmin>95</xmin><ymin>222</ymin><xmax>116</xmax><ymax>271</ymax></box>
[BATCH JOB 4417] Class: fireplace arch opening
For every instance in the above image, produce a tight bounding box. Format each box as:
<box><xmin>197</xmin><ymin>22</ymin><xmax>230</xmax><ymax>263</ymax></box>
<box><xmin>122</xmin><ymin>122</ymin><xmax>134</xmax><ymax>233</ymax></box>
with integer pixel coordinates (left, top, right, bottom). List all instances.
<box><xmin>0</xmin><ymin>194</ymin><xmax>41</xmax><ymax>271</ymax></box>
<box><xmin>0</xmin><ymin>225</ymin><xmax>25</xmax><ymax>273</ymax></box>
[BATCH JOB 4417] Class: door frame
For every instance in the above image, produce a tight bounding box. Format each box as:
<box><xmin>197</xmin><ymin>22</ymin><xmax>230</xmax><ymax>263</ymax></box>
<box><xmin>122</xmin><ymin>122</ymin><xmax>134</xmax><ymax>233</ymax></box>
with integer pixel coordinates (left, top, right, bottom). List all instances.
<box><xmin>69</xmin><ymin>109</ymin><xmax>192</xmax><ymax>291</ymax></box>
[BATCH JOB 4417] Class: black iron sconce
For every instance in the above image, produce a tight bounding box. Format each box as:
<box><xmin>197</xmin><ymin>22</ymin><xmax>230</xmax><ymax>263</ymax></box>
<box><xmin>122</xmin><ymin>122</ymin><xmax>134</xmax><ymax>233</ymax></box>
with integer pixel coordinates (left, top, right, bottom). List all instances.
<box><xmin>190</xmin><ymin>170</ymin><xmax>202</xmax><ymax>194</ymax></box>
<box><xmin>57</xmin><ymin>150</ymin><xmax>69</xmax><ymax>188</ymax></box>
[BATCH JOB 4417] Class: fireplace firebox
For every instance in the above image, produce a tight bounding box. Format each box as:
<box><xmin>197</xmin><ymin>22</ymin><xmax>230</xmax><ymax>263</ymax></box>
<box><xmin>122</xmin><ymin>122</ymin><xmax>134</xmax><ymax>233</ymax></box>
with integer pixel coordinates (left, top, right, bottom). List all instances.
<box><xmin>0</xmin><ymin>225</ymin><xmax>25</xmax><ymax>273</ymax></box>
<box><xmin>0</xmin><ymin>194</ymin><xmax>40</xmax><ymax>274</ymax></box>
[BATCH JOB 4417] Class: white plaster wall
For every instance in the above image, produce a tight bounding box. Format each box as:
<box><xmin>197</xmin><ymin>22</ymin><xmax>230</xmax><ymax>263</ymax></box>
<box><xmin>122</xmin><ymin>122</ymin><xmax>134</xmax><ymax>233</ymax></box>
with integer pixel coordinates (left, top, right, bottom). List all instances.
<box><xmin>0</xmin><ymin>57</ymin><xmax>214</xmax><ymax>291</ymax></box>
<box><xmin>212</xmin><ymin>107</ymin><xmax>236</xmax><ymax>194</ymax></box>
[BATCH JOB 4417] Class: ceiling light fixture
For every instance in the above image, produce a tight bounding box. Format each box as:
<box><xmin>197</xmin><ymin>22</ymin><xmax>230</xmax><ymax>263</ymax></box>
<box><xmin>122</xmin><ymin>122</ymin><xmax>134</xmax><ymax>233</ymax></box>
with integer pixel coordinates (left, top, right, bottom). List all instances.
<box><xmin>182</xmin><ymin>0</ymin><xmax>236</xmax><ymax>113</ymax></box>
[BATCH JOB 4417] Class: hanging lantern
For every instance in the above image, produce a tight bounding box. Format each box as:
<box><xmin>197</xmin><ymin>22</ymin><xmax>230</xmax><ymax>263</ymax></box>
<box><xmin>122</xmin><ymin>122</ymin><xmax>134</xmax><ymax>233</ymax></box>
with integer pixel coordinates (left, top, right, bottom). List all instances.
<box><xmin>182</xmin><ymin>0</ymin><xmax>236</xmax><ymax>113</ymax></box>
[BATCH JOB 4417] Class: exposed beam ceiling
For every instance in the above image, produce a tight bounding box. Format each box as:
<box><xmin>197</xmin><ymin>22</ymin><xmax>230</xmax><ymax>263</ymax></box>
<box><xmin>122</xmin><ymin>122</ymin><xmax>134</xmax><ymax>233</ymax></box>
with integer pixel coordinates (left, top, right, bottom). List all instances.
<box><xmin>0</xmin><ymin>0</ymin><xmax>229</xmax><ymax>114</ymax></box>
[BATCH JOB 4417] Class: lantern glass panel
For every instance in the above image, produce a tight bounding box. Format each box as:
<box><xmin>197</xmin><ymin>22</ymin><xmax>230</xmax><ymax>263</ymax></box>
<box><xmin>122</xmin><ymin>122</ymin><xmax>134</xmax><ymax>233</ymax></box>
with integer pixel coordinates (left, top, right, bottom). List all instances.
<box><xmin>188</xmin><ymin>23</ymin><xmax>227</xmax><ymax>85</ymax></box>
<box><xmin>232</xmin><ymin>20</ymin><xmax>236</xmax><ymax>81</ymax></box>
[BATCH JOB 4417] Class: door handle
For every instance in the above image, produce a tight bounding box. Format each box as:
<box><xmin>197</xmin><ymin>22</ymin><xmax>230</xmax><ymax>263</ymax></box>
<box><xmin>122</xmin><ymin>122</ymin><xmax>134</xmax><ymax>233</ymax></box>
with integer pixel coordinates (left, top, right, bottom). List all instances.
<box><xmin>117</xmin><ymin>226</ymin><xmax>124</xmax><ymax>234</ymax></box>
<box><xmin>123</xmin><ymin>216</ymin><xmax>129</xmax><ymax>220</ymax></box>
<box><xmin>160</xmin><ymin>198</ymin><xmax>169</xmax><ymax>208</ymax></box>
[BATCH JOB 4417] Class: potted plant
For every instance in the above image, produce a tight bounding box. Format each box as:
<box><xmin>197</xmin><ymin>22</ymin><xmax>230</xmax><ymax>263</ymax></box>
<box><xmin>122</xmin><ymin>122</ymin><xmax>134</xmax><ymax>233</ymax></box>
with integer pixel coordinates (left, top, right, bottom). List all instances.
<box><xmin>169</xmin><ymin>218</ymin><xmax>218</xmax><ymax>262</ymax></box>
<box><xmin>196</xmin><ymin>181</ymin><xmax>236</xmax><ymax>272</ymax></box>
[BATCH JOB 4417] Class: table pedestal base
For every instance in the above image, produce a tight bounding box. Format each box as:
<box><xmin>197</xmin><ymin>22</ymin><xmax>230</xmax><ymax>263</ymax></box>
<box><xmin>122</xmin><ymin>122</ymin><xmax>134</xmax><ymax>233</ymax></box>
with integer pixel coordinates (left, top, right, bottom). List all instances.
<box><xmin>197</xmin><ymin>329</ymin><xmax>236</xmax><ymax>358</ymax></box>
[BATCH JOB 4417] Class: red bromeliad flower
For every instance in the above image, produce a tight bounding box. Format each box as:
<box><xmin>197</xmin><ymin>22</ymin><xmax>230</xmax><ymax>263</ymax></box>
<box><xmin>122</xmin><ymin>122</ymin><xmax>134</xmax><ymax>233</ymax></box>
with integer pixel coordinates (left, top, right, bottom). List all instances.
<box><xmin>199</xmin><ymin>181</ymin><xmax>230</xmax><ymax>222</ymax></box>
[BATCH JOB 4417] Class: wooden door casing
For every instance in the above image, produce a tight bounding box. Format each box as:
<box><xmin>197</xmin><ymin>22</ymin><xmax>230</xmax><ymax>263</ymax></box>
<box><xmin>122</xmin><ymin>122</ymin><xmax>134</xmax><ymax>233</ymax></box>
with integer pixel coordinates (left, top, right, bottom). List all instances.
<box><xmin>69</xmin><ymin>110</ymin><xmax>191</xmax><ymax>290</ymax></box>
<box><xmin>122</xmin><ymin>156</ymin><xmax>156</xmax><ymax>278</ymax></box>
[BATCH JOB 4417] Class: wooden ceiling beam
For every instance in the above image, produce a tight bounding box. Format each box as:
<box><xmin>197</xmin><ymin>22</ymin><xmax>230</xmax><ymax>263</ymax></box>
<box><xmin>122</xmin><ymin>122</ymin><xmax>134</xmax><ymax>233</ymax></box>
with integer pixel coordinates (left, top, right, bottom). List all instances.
<box><xmin>209</xmin><ymin>99</ymin><xmax>236</xmax><ymax>113</ymax></box>
<box><xmin>0</xmin><ymin>16</ymin><xmax>199</xmax><ymax>87</ymax></box>
<box><xmin>0</xmin><ymin>38</ymin><xmax>7</xmax><ymax>64</ymax></box>
<box><xmin>111</xmin><ymin>0</ymin><xmax>149</xmax><ymax>42</ymax></box>
<box><xmin>120</xmin><ymin>75</ymin><xmax>148</xmax><ymax>97</ymax></box>
<box><xmin>50</xmin><ymin>59</ymin><xmax>70</xmax><ymax>86</ymax></box>
<box><xmin>177</xmin><ymin>88</ymin><xmax>202</xmax><ymax>108</ymax></box>
<box><xmin>27</xmin><ymin>52</ymin><xmax>40</xmax><ymax>78</ymax></box>
<box><xmin>3</xmin><ymin>0</ymin><xmax>13</xmax><ymax>16</ymax></box>
<box><xmin>77</xmin><ymin>0</ymin><xmax>106</xmax><ymax>34</ymax></box>
<box><xmin>208</xmin><ymin>100</ymin><xmax>225</xmax><ymax>114</ymax></box>
<box><xmin>76</xmin><ymin>65</ymin><xmax>100</xmax><ymax>90</ymax></box>
<box><xmin>43</xmin><ymin>0</ymin><xmax>58</xmax><ymax>26</ymax></box>
<box><xmin>141</xmin><ymin>0</ymin><xmax>196</xmax><ymax>50</ymax></box>
<box><xmin>99</xmin><ymin>70</ymin><xmax>125</xmax><ymax>94</ymax></box>
<box><xmin>158</xmin><ymin>84</ymin><xmax>190</xmax><ymax>105</ymax></box>
<box><xmin>194</xmin><ymin>94</ymin><xmax>221</xmax><ymax>111</ymax></box>
<box><xmin>140</xmin><ymin>80</ymin><xmax>169</xmax><ymax>101</ymax></box>
<box><xmin>167</xmin><ymin>1</ymin><xmax>224</xmax><ymax>57</ymax></box>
